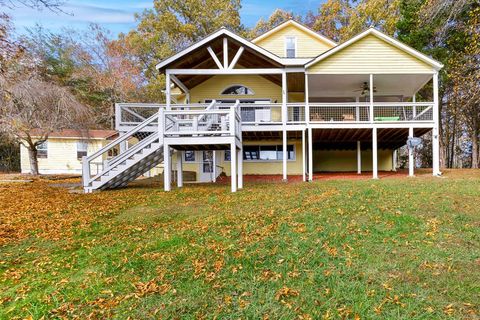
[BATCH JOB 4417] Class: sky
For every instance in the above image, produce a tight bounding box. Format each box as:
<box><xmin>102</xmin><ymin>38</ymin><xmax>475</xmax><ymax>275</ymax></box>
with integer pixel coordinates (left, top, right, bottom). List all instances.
<box><xmin>4</xmin><ymin>0</ymin><xmax>322</xmax><ymax>37</ymax></box>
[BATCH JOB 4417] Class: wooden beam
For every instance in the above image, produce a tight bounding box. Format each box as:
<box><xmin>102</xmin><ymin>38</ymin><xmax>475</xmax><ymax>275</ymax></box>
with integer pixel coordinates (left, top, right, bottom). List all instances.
<box><xmin>207</xmin><ymin>46</ymin><xmax>224</xmax><ymax>69</ymax></box>
<box><xmin>223</xmin><ymin>38</ymin><xmax>228</xmax><ymax>68</ymax></box>
<box><xmin>168</xmin><ymin>68</ymin><xmax>284</xmax><ymax>75</ymax></box>
<box><xmin>228</xmin><ymin>46</ymin><xmax>244</xmax><ymax>69</ymax></box>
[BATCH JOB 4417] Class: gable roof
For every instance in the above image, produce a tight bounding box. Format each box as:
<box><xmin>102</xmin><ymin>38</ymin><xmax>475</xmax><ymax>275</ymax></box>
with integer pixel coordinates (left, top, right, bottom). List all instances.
<box><xmin>305</xmin><ymin>28</ymin><xmax>443</xmax><ymax>70</ymax></box>
<box><xmin>252</xmin><ymin>19</ymin><xmax>337</xmax><ymax>47</ymax></box>
<box><xmin>156</xmin><ymin>28</ymin><xmax>286</xmax><ymax>71</ymax></box>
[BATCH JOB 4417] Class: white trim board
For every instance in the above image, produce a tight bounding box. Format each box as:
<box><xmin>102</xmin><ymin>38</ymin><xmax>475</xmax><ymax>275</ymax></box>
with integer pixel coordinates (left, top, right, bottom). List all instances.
<box><xmin>305</xmin><ymin>28</ymin><xmax>443</xmax><ymax>70</ymax></box>
<box><xmin>252</xmin><ymin>19</ymin><xmax>337</xmax><ymax>47</ymax></box>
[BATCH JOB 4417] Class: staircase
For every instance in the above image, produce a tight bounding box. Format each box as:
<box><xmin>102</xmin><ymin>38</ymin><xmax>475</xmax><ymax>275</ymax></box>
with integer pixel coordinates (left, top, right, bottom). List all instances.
<box><xmin>82</xmin><ymin>100</ymin><xmax>239</xmax><ymax>193</ymax></box>
<box><xmin>82</xmin><ymin>113</ymin><xmax>165</xmax><ymax>192</ymax></box>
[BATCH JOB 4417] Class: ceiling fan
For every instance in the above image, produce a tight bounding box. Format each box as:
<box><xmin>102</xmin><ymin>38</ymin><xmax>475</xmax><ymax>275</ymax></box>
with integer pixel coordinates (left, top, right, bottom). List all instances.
<box><xmin>354</xmin><ymin>82</ymin><xmax>377</xmax><ymax>96</ymax></box>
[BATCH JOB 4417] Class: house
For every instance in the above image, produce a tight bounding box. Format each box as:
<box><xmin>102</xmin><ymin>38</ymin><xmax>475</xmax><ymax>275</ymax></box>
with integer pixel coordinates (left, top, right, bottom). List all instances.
<box><xmin>21</xmin><ymin>129</ymin><xmax>117</xmax><ymax>175</ymax></box>
<box><xmin>81</xmin><ymin>20</ymin><xmax>442</xmax><ymax>193</ymax></box>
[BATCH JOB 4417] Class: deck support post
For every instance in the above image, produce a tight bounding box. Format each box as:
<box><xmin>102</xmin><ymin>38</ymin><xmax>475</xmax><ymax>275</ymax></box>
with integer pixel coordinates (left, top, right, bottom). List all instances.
<box><xmin>212</xmin><ymin>151</ymin><xmax>216</xmax><ymax>183</ymax></box>
<box><xmin>238</xmin><ymin>145</ymin><xmax>243</xmax><ymax>189</ymax></box>
<box><xmin>304</xmin><ymin>73</ymin><xmax>310</xmax><ymax>123</ymax></box>
<box><xmin>409</xmin><ymin>127</ymin><xmax>415</xmax><ymax>177</ymax></box>
<box><xmin>231</xmin><ymin>143</ymin><xmax>237</xmax><ymax>192</ymax></box>
<box><xmin>357</xmin><ymin>141</ymin><xmax>361</xmax><ymax>174</ymax></box>
<box><xmin>432</xmin><ymin>71</ymin><xmax>441</xmax><ymax>176</ymax></box>
<box><xmin>308</xmin><ymin>127</ymin><xmax>313</xmax><ymax>181</ymax></box>
<box><xmin>176</xmin><ymin>151</ymin><xmax>183</xmax><ymax>187</ymax></box>
<box><xmin>282</xmin><ymin>69</ymin><xmax>288</xmax><ymax>181</ymax></box>
<box><xmin>372</xmin><ymin>127</ymin><xmax>378</xmax><ymax>179</ymax></box>
<box><xmin>302</xmin><ymin>129</ymin><xmax>306</xmax><ymax>182</ymax></box>
<box><xmin>163</xmin><ymin>143</ymin><xmax>171</xmax><ymax>191</ymax></box>
<box><xmin>392</xmin><ymin>149</ymin><xmax>397</xmax><ymax>171</ymax></box>
<box><xmin>282</xmin><ymin>130</ymin><xmax>287</xmax><ymax>181</ymax></box>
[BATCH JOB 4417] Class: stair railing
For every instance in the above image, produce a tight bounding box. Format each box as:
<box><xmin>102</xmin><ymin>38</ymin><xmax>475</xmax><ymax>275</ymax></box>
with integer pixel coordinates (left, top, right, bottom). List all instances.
<box><xmin>82</xmin><ymin>111</ymin><xmax>160</xmax><ymax>188</ymax></box>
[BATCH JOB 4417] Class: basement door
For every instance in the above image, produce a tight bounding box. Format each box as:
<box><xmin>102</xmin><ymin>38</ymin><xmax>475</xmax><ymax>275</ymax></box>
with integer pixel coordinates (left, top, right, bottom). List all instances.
<box><xmin>198</xmin><ymin>150</ymin><xmax>214</xmax><ymax>182</ymax></box>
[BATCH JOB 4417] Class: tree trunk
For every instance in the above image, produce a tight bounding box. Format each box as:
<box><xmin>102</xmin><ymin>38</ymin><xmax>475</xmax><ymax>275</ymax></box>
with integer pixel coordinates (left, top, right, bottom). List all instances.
<box><xmin>472</xmin><ymin>130</ymin><xmax>479</xmax><ymax>169</ymax></box>
<box><xmin>28</xmin><ymin>147</ymin><xmax>39</xmax><ymax>175</ymax></box>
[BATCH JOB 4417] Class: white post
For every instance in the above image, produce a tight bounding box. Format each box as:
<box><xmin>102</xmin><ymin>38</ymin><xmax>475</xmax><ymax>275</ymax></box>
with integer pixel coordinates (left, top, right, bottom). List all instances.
<box><xmin>120</xmin><ymin>140</ymin><xmax>127</xmax><ymax>153</ymax></box>
<box><xmin>409</xmin><ymin>127</ymin><xmax>415</xmax><ymax>177</ymax></box>
<box><xmin>304</xmin><ymin>73</ymin><xmax>310</xmax><ymax>123</ymax></box>
<box><xmin>357</xmin><ymin>141</ymin><xmax>361</xmax><ymax>174</ymax></box>
<box><xmin>212</xmin><ymin>150</ymin><xmax>216</xmax><ymax>183</ymax></box>
<box><xmin>282</xmin><ymin>70</ymin><xmax>287</xmax><ymax>124</ymax></box>
<box><xmin>355</xmin><ymin>97</ymin><xmax>360</xmax><ymax>122</ymax></box>
<box><xmin>238</xmin><ymin>145</ymin><xmax>243</xmax><ymax>189</ymax></box>
<box><xmin>308</xmin><ymin>127</ymin><xmax>313</xmax><ymax>181</ymax></box>
<box><xmin>392</xmin><ymin>149</ymin><xmax>397</xmax><ymax>171</ymax></box>
<box><xmin>230</xmin><ymin>143</ymin><xmax>237</xmax><ymax>192</ymax></box>
<box><xmin>283</xmin><ymin>130</ymin><xmax>287</xmax><ymax>181</ymax></box>
<box><xmin>165</xmin><ymin>71</ymin><xmax>171</xmax><ymax>111</ymax></box>
<box><xmin>302</xmin><ymin>129</ymin><xmax>306</xmax><ymax>182</ymax></box>
<box><xmin>372</xmin><ymin>127</ymin><xmax>378</xmax><ymax>179</ymax></box>
<box><xmin>115</xmin><ymin>103</ymin><xmax>120</xmax><ymax>130</ymax></box>
<box><xmin>176</xmin><ymin>151</ymin><xmax>183</xmax><ymax>187</ymax></box>
<box><xmin>369</xmin><ymin>74</ymin><xmax>374</xmax><ymax>122</ymax></box>
<box><xmin>163</xmin><ymin>143</ymin><xmax>171</xmax><ymax>191</ymax></box>
<box><xmin>412</xmin><ymin>94</ymin><xmax>417</xmax><ymax>118</ymax></box>
<box><xmin>432</xmin><ymin>71</ymin><xmax>441</xmax><ymax>176</ymax></box>
<box><xmin>223</xmin><ymin>37</ymin><xmax>228</xmax><ymax>69</ymax></box>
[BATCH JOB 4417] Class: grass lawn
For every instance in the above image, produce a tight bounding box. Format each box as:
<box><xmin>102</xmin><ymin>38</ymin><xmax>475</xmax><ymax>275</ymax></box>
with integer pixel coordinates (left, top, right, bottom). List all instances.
<box><xmin>0</xmin><ymin>170</ymin><xmax>479</xmax><ymax>319</ymax></box>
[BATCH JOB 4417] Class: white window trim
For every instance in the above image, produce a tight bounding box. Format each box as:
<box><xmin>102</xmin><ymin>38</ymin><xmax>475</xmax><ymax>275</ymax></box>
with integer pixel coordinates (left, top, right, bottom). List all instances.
<box><xmin>224</xmin><ymin>145</ymin><xmax>296</xmax><ymax>162</ymax></box>
<box><xmin>76</xmin><ymin>141</ymin><xmax>88</xmax><ymax>160</ymax></box>
<box><xmin>284</xmin><ymin>36</ymin><xmax>297</xmax><ymax>58</ymax></box>
<box><xmin>220</xmin><ymin>84</ymin><xmax>255</xmax><ymax>96</ymax></box>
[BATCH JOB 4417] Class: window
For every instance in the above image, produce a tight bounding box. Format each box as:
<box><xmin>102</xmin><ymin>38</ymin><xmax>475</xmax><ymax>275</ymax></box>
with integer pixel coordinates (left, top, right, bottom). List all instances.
<box><xmin>285</xmin><ymin>36</ymin><xmax>296</xmax><ymax>58</ymax></box>
<box><xmin>221</xmin><ymin>85</ymin><xmax>254</xmax><ymax>95</ymax></box>
<box><xmin>37</xmin><ymin>141</ymin><xmax>48</xmax><ymax>158</ymax></box>
<box><xmin>224</xmin><ymin>146</ymin><xmax>295</xmax><ymax>161</ymax></box>
<box><xmin>77</xmin><ymin>141</ymin><xmax>88</xmax><ymax>160</ymax></box>
<box><xmin>184</xmin><ymin>150</ymin><xmax>195</xmax><ymax>162</ymax></box>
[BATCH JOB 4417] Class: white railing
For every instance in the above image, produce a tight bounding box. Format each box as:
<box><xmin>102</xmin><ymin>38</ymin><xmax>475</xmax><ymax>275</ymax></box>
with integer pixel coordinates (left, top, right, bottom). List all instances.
<box><xmin>159</xmin><ymin>102</ymin><xmax>242</xmax><ymax>140</ymax></box>
<box><xmin>115</xmin><ymin>102</ymin><xmax>434</xmax><ymax>129</ymax></box>
<box><xmin>83</xmin><ymin>112</ymin><xmax>160</xmax><ymax>187</ymax></box>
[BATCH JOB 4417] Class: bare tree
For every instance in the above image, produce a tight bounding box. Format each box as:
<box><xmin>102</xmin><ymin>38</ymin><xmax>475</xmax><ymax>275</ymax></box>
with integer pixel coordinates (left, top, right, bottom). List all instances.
<box><xmin>0</xmin><ymin>76</ymin><xmax>90</xmax><ymax>175</ymax></box>
<box><xmin>0</xmin><ymin>0</ymin><xmax>65</xmax><ymax>12</ymax></box>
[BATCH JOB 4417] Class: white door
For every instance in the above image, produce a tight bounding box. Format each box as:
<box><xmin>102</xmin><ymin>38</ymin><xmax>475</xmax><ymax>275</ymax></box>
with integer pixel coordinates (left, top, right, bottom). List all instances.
<box><xmin>198</xmin><ymin>151</ymin><xmax>214</xmax><ymax>182</ymax></box>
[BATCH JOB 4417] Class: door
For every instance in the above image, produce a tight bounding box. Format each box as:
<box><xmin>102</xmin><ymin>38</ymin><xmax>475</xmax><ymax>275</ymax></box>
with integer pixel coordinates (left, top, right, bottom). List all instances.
<box><xmin>198</xmin><ymin>151</ymin><xmax>214</xmax><ymax>182</ymax></box>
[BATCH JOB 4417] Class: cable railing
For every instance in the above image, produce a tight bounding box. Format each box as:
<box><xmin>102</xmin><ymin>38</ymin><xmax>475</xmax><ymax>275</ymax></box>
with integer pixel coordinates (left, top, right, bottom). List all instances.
<box><xmin>115</xmin><ymin>102</ymin><xmax>435</xmax><ymax>129</ymax></box>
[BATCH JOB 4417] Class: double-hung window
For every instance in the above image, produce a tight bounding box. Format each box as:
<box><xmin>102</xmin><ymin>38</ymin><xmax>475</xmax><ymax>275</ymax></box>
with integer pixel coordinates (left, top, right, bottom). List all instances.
<box><xmin>225</xmin><ymin>145</ymin><xmax>295</xmax><ymax>161</ymax></box>
<box><xmin>77</xmin><ymin>141</ymin><xmax>88</xmax><ymax>160</ymax></box>
<box><xmin>37</xmin><ymin>141</ymin><xmax>48</xmax><ymax>158</ymax></box>
<box><xmin>285</xmin><ymin>36</ymin><xmax>296</xmax><ymax>58</ymax></box>
<box><xmin>184</xmin><ymin>151</ymin><xmax>196</xmax><ymax>162</ymax></box>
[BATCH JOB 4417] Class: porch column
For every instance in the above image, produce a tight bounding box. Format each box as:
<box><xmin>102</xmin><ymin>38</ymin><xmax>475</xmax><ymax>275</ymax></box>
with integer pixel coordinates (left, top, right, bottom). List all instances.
<box><xmin>302</xmin><ymin>129</ymin><xmax>306</xmax><ymax>181</ymax></box>
<box><xmin>238</xmin><ymin>145</ymin><xmax>243</xmax><ymax>189</ymax></box>
<box><xmin>231</xmin><ymin>143</ymin><xmax>237</xmax><ymax>192</ymax></box>
<box><xmin>176</xmin><ymin>151</ymin><xmax>183</xmax><ymax>187</ymax></box>
<box><xmin>165</xmin><ymin>71</ymin><xmax>171</xmax><ymax>111</ymax></box>
<box><xmin>308</xmin><ymin>127</ymin><xmax>313</xmax><ymax>181</ymax></box>
<box><xmin>357</xmin><ymin>141</ymin><xmax>361</xmax><ymax>174</ymax></box>
<box><xmin>212</xmin><ymin>151</ymin><xmax>216</xmax><ymax>183</ymax></box>
<box><xmin>372</xmin><ymin>127</ymin><xmax>378</xmax><ymax>179</ymax></box>
<box><xmin>408</xmin><ymin>127</ymin><xmax>415</xmax><ymax>177</ymax></box>
<box><xmin>163</xmin><ymin>143</ymin><xmax>171</xmax><ymax>191</ymax></box>
<box><xmin>283</xmin><ymin>130</ymin><xmax>287</xmax><ymax>181</ymax></box>
<box><xmin>282</xmin><ymin>69</ymin><xmax>288</xmax><ymax>181</ymax></box>
<box><xmin>432</xmin><ymin>71</ymin><xmax>441</xmax><ymax>176</ymax></box>
<box><xmin>369</xmin><ymin>74</ymin><xmax>374</xmax><ymax>122</ymax></box>
<box><xmin>304</xmin><ymin>73</ymin><xmax>310</xmax><ymax>123</ymax></box>
<box><xmin>392</xmin><ymin>149</ymin><xmax>397</xmax><ymax>171</ymax></box>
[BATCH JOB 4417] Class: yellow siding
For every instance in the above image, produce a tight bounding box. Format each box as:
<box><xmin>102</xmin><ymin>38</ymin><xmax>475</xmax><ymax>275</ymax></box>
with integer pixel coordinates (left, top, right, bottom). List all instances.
<box><xmin>221</xmin><ymin>139</ymin><xmax>304</xmax><ymax>176</ymax></box>
<box><xmin>20</xmin><ymin>138</ymin><xmax>105</xmax><ymax>174</ymax></box>
<box><xmin>189</xmin><ymin>75</ymin><xmax>282</xmax><ymax>103</ymax></box>
<box><xmin>313</xmin><ymin>150</ymin><xmax>393</xmax><ymax>171</ymax></box>
<box><xmin>307</xmin><ymin>35</ymin><xmax>432</xmax><ymax>74</ymax></box>
<box><xmin>254</xmin><ymin>24</ymin><xmax>333</xmax><ymax>58</ymax></box>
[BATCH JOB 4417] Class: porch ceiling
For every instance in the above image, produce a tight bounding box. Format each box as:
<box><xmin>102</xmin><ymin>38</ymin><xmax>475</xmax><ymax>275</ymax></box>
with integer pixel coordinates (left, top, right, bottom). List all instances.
<box><xmin>312</xmin><ymin>128</ymin><xmax>431</xmax><ymax>149</ymax></box>
<box><xmin>308</xmin><ymin>74</ymin><xmax>433</xmax><ymax>98</ymax></box>
<box><xmin>167</xmin><ymin>36</ymin><xmax>283</xmax><ymax>89</ymax></box>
